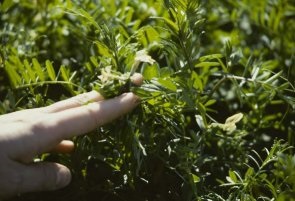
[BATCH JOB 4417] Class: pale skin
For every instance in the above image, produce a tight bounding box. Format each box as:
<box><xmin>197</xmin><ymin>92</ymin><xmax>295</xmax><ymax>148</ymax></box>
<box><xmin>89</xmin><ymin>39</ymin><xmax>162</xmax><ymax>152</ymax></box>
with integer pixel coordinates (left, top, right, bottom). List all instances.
<box><xmin>0</xmin><ymin>74</ymin><xmax>143</xmax><ymax>199</ymax></box>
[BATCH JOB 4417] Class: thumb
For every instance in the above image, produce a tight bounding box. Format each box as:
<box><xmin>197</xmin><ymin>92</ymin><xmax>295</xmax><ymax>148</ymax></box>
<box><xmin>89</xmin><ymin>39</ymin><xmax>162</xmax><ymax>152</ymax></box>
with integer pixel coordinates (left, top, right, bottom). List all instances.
<box><xmin>18</xmin><ymin>162</ymin><xmax>71</xmax><ymax>194</ymax></box>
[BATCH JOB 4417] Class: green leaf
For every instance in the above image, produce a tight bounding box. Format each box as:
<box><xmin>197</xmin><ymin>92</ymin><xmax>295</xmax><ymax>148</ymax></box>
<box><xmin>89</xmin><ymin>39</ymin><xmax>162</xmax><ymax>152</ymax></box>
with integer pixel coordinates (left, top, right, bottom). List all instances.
<box><xmin>22</xmin><ymin>70</ymin><xmax>30</xmax><ymax>84</ymax></box>
<box><xmin>124</xmin><ymin>7</ymin><xmax>134</xmax><ymax>24</ymax></box>
<box><xmin>151</xmin><ymin>16</ymin><xmax>179</xmax><ymax>33</ymax></box>
<box><xmin>199</xmin><ymin>54</ymin><xmax>223</xmax><ymax>62</ymax></box>
<box><xmin>4</xmin><ymin>61</ymin><xmax>21</xmax><ymax>88</ymax></box>
<box><xmin>225</xmin><ymin>40</ymin><xmax>232</xmax><ymax>59</ymax></box>
<box><xmin>94</xmin><ymin>41</ymin><xmax>112</xmax><ymax>57</ymax></box>
<box><xmin>196</xmin><ymin>102</ymin><xmax>207</xmax><ymax>127</ymax></box>
<box><xmin>85</xmin><ymin>62</ymin><xmax>93</xmax><ymax>73</ymax></box>
<box><xmin>45</xmin><ymin>60</ymin><xmax>56</xmax><ymax>81</ymax></box>
<box><xmin>157</xmin><ymin>78</ymin><xmax>177</xmax><ymax>92</ymax></box>
<box><xmin>191</xmin><ymin>173</ymin><xmax>200</xmax><ymax>183</ymax></box>
<box><xmin>8</xmin><ymin>56</ymin><xmax>30</xmax><ymax>84</ymax></box>
<box><xmin>204</xmin><ymin>99</ymin><xmax>216</xmax><ymax>107</ymax></box>
<box><xmin>69</xmin><ymin>8</ymin><xmax>99</xmax><ymax>29</ymax></box>
<box><xmin>0</xmin><ymin>0</ymin><xmax>15</xmax><ymax>12</ymax></box>
<box><xmin>276</xmin><ymin>82</ymin><xmax>290</xmax><ymax>91</ymax></box>
<box><xmin>24</xmin><ymin>59</ymin><xmax>36</xmax><ymax>82</ymax></box>
<box><xmin>229</xmin><ymin>170</ymin><xmax>238</xmax><ymax>183</ymax></box>
<box><xmin>264</xmin><ymin>71</ymin><xmax>283</xmax><ymax>84</ymax></box>
<box><xmin>9</xmin><ymin>55</ymin><xmax>23</xmax><ymax>71</ymax></box>
<box><xmin>195</xmin><ymin>62</ymin><xmax>220</xmax><ymax>68</ymax></box>
<box><xmin>245</xmin><ymin>167</ymin><xmax>254</xmax><ymax>178</ymax></box>
<box><xmin>142</xmin><ymin>64</ymin><xmax>160</xmax><ymax>80</ymax></box>
<box><xmin>60</xmin><ymin>65</ymin><xmax>69</xmax><ymax>81</ymax></box>
<box><xmin>160</xmin><ymin>67</ymin><xmax>174</xmax><ymax>77</ymax></box>
<box><xmin>32</xmin><ymin>58</ymin><xmax>45</xmax><ymax>81</ymax></box>
<box><xmin>191</xmin><ymin>71</ymin><xmax>203</xmax><ymax>91</ymax></box>
<box><xmin>90</xmin><ymin>56</ymin><xmax>99</xmax><ymax>67</ymax></box>
<box><xmin>262</xmin><ymin>60</ymin><xmax>279</xmax><ymax>70</ymax></box>
<box><xmin>141</xmin><ymin>26</ymin><xmax>160</xmax><ymax>43</ymax></box>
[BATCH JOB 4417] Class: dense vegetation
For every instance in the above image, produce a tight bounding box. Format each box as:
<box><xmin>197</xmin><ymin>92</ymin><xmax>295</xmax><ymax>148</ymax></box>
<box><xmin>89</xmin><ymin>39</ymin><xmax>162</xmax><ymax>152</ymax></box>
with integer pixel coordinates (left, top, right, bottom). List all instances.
<box><xmin>1</xmin><ymin>0</ymin><xmax>295</xmax><ymax>200</ymax></box>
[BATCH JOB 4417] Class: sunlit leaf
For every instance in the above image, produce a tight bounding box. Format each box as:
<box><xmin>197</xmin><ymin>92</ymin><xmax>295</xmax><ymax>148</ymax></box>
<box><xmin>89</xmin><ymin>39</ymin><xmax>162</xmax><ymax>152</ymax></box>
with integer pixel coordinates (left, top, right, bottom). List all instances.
<box><xmin>142</xmin><ymin>64</ymin><xmax>160</xmax><ymax>80</ymax></box>
<box><xmin>45</xmin><ymin>60</ymin><xmax>56</xmax><ymax>81</ymax></box>
<box><xmin>32</xmin><ymin>58</ymin><xmax>45</xmax><ymax>81</ymax></box>
<box><xmin>195</xmin><ymin>61</ymin><xmax>220</xmax><ymax>68</ymax></box>
<box><xmin>4</xmin><ymin>61</ymin><xmax>21</xmax><ymax>88</ymax></box>
<box><xmin>157</xmin><ymin>78</ymin><xmax>177</xmax><ymax>92</ymax></box>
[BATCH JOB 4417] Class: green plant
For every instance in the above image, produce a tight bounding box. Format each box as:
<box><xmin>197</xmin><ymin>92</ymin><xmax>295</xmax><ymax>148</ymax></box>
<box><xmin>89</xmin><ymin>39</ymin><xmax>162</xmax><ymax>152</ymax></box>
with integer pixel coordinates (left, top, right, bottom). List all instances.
<box><xmin>1</xmin><ymin>0</ymin><xmax>294</xmax><ymax>200</ymax></box>
<box><xmin>221</xmin><ymin>140</ymin><xmax>294</xmax><ymax>200</ymax></box>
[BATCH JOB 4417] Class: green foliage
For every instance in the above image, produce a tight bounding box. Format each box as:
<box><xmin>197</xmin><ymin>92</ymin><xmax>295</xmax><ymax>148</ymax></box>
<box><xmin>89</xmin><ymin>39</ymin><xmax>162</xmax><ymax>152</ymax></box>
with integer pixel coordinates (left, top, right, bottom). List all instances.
<box><xmin>1</xmin><ymin>0</ymin><xmax>294</xmax><ymax>200</ymax></box>
<box><xmin>221</xmin><ymin>140</ymin><xmax>294</xmax><ymax>200</ymax></box>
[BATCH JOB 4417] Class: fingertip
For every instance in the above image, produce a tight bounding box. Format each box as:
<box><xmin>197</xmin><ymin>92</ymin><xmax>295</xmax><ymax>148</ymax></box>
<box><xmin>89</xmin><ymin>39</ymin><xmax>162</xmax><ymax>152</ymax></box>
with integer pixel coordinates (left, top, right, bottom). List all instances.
<box><xmin>55</xmin><ymin>164</ymin><xmax>71</xmax><ymax>189</ymax></box>
<box><xmin>130</xmin><ymin>73</ymin><xmax>144</xmax><ymax>86</ymax></box>
<box><xmin>51</xmin><ymin>140</ymin><xmax>75</xmax><ymax>153</ymax></box>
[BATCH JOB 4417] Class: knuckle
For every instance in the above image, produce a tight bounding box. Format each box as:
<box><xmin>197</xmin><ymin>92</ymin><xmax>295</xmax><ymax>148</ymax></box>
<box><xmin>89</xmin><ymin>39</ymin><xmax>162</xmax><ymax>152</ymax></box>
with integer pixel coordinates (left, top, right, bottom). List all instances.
<box><xmin>29</xmin><ymin>115</ymin><xmax>56</xmax><ymax>133</ymax></box>
<box><xmin>29</xmin><ymin>119</ymin><xmax>47</xmax><ymax>136</ymax></box>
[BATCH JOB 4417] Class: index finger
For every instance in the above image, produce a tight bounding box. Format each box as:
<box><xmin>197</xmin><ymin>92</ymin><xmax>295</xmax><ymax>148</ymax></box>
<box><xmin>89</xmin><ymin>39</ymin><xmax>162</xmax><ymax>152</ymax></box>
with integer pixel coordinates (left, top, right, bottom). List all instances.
<box><xmin>49</xmin><ymin>92</ymin><xmax>139</xmax><ymax>140</ymax></box>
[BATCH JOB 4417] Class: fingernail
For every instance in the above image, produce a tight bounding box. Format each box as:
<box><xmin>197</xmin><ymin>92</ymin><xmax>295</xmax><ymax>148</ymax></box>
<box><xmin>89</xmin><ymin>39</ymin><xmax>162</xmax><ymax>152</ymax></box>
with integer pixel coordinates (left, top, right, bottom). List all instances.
<box><xmin>56</xmin><ymin>167</ymin><xmax>71</xmax><ymax>189</ymax></box>
<box><xmin>130</xmin><ymin>73</ymin><xmax>144</xmax><ymax>86</ymax></box>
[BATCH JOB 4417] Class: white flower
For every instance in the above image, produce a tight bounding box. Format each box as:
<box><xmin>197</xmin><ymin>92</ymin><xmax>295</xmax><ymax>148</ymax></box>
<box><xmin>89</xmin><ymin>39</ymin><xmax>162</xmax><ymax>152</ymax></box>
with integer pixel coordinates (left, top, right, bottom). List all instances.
<box><xmin>209</xmin><ymin>113</ymin><xmax>244</xmax><ymax>134</ymax></box>
<box><xmin>134</xmin><ymin>50</ymin><xmax>155</xmax><ymax>65</ymax></box>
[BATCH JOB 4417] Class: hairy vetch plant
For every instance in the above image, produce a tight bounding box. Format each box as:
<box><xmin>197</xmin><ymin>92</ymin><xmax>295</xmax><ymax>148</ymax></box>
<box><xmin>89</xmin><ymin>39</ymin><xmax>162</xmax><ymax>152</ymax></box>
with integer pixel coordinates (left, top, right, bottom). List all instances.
<box><xmin>0</xmin><ymin>0</ymin><xmax>294</xmax><ymax>200</ymax></box>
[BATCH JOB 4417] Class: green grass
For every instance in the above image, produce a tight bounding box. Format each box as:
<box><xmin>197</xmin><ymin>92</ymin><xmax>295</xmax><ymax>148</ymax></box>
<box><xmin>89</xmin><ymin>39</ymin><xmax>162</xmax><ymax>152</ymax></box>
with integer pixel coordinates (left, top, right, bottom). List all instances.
<box><xmin>1</xmin><ymin>0</ymin><xmax>295</xmax><ymax>200</ymax></box>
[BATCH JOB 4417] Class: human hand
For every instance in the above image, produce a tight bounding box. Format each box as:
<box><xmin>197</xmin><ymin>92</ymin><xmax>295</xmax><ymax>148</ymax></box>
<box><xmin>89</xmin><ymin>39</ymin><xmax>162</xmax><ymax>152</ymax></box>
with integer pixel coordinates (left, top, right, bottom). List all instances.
<box><xmin>0</xmin><ymin>74</ymin><xmax>142</xmax><ymax>199</ymax></box>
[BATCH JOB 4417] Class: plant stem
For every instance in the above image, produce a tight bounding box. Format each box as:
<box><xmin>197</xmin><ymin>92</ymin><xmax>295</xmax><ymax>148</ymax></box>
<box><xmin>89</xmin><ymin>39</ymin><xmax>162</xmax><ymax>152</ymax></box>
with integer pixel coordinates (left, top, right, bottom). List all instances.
<box><xmin>15</xmin><ymin>81</ymin><xmax>85</xmax><ymax>91</ymax></box>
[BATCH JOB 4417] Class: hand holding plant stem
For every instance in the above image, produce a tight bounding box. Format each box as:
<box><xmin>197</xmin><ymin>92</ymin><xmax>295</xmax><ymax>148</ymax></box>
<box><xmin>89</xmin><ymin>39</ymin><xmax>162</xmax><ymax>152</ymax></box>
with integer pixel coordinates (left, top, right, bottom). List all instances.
<box><xmin>0</xmin><ymin>74</ymin><xmax>143</xmax><ymax>199</ymax></box>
